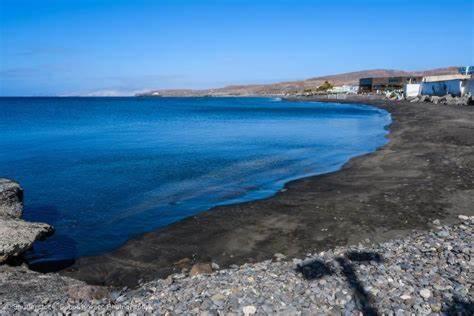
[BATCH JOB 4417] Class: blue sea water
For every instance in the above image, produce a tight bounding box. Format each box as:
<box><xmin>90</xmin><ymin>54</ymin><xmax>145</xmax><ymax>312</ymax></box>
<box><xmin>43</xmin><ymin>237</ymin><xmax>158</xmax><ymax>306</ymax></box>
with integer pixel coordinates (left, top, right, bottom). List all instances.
<box><xmin>0</xmin><ymin>97</ymin><xmax>390</xmax><ymax>266</ymax></box>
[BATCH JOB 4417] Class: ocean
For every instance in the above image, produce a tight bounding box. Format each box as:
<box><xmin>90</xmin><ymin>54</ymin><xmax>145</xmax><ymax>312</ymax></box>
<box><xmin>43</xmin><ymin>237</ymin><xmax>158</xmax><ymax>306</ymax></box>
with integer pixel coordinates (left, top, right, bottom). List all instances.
<box><xmin>0</xmin><ymin>97</ymin><xmax>390</xmax><ymax>266</ymax></box>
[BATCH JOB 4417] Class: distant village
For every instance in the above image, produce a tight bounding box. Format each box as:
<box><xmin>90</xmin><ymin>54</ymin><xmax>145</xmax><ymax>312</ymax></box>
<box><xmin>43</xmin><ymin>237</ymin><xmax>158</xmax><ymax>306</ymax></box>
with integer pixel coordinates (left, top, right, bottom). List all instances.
<box><xmin>139</xmin><ymin>67</ymin><xmax>473</xmax><ymax>106</ymax></box>
<box><xmin>294</xmin><ymin>66</ymin><xmax>473</xmax><ymax>106</ymax></box>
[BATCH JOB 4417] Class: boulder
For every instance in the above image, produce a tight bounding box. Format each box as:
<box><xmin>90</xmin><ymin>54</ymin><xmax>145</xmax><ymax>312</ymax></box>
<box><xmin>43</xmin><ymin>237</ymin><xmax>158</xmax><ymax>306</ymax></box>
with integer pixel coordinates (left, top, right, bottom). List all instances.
<box><xmin>409</xmin><ymin>97</ymin><xmax>420</xmax><ymax>103</ymax></box>
<box><xmin>0</xmin><ymin>218</ymin><xmax>53</xmax><ymax>263</ymax></box>
<box><xmin>456</xmin><ymin>95</ymin><xmax>472</xmax><ymax>106</ymax></box>
<box><xmin>67</xmin><ymin>284</ymin><xmax>109</xmax><ymax>301</ymax></box>
<box><xmin>0</xmin><ymin>178</ymin><xmax>23</xmax><ymax>218</ymax></box>
<box><xmin>0</xmin><ymin>178</ymin><xmax>54</xmax><ymax>263</ymax></box>
<box><xmin>444</xmin><ymin>94</ymin><xmax>456</xmax><ymax>105</ymax></box>
<box><xmin>438</xmin><ymin>96</ymin><xmax>447</xmax><ymax>105</ymax></box>
<box><xmin>174</xmin><ymin>257</ymin><xmax>192</xmax><ymax>270</ymax></box>
<box><xmin>419</xmin><ymin>95</ymin><xmax>430</xmax><ymax>102</ymax></box>
<box><xmin>430</xmin><ymin>96</ymin><xmax>440</xmax><ymax>104</ymax></box>
<box><xmin>273</xmin><ymin>253</ymin><xmax>287</xmax><ymax>261</ymax></box>
<box><xmin>189</xmin><ymin>262</ymin><xmax>213</xmax><ymax>276</ymax></box>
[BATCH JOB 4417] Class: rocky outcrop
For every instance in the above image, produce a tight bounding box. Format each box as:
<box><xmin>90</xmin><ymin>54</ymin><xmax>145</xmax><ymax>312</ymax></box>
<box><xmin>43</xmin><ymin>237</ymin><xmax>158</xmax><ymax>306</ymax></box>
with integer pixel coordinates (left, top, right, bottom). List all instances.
<box><xmin>0</xmin><ymin>178</ymin><xmax>53</xmax><ymax>263</ymax></box>
<box><xmin>0</xmin><ymin>218</ymin><xmax>53</xmax><ymax>263</ymax></box>
<box><xmin>0</xmin><ymin>178</ymin><xmax>23</xmax><ymax>218</ymax></box>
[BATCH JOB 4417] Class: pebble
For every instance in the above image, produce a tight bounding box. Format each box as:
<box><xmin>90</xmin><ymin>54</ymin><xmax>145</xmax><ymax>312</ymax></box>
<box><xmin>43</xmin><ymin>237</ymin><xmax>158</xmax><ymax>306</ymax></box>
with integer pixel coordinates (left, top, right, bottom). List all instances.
<box><xmin>419</xmin><ymin>289</ymin><xmax>431</xmax><ymax>299</ymax></box>
<box><xmin>0</xmin><ymin>216</ymin><xmax>472</xmax><ymax>315</ymax></box>
<box><xmin>273</xmin><ymin>253</ymin><xmax>287</xmax><ymax>261</ymax></box>
<box><xmin>400</xmin><ymin>294</ymin><xmax>411</xmax><ymax>300</ymax></box>
<box><xmin>436</xmin><ymin>230</ymin><xmax>449</xmax><ymax>237</ymax></box>
<box><xmin>242</xmin><ymin>305</ymin><xmax>257</xmax><ymax>315</ymax></box>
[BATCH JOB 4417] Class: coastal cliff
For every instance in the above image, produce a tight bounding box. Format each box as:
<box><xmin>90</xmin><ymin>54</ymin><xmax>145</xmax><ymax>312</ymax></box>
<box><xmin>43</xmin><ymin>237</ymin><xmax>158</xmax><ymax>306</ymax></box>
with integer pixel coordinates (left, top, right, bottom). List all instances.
<box><xmin>0</xmin><ymin>179</ymin><xmax>109</xmax><ymax>308</ymax></box>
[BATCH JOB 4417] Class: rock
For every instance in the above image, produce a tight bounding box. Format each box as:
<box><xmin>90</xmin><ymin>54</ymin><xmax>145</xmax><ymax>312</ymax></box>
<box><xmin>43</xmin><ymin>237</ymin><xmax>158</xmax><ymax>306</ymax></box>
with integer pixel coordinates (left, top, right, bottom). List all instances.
<box><xmin>243</xmin><ymin>305</ymin><xmax>257</xmax><ymax>315</ymax></box>
<box><xmin>410</xmin><ymin>97</ymin><xmax>419</xmax><ymax>103</ymax></box>
<box><xmin>455</xmin><ymin>95</ymin><xmax>471</xmax><ymax>106</ymax></box>
<box><xmin>467</xmin><ymin>94</ymin><xmax>474</xmax><ymax>106</ymax></box>
<box><xmin>458</xmin><ymin>215</ymin><xmax>469</xmax><ymax>221</ymax></box>
<box><xmin>67</xmin><ymin>285</ymin><xmax>109</xmax><ymax>301</ymax></box>
<box><xmin>0</xmin><ymin>178</ymin><xmax>54</xmax><ymax>263</ymax></box>
<box><xmin>445</xmin><ymin>94</ymin><xmax>457</xmax><ymax>105</ymax></box>
<box><xmin>420</xmin><ymin>95</ymin><xmax>430</xmax><ymax>102</ymax></box>
<box><xmin>0</xmin><ymin>178</ymin><xmax>23</xmax><ymax>218</ymax></box>
<box><xmin>174</xmin><ymin>257</ymin><xmax>192</xmax><ymax>269</ymax></box>
<box><xmin>211</xmin><ymin>262</ymin><xmax>220</xmax><ymax>270</ymax></box>
<box><xmin>430</xmin><ymin>303</ymin><xmax>442</xmax><ymax>312</ymax></box>
<box><xmin>189</xmin><ymin>262</ymin><xmax>213</xmax><ymax>276</ymax></box>
<box><xmin>419</xmin><ymin>289</ymin><xmax>431</xmax><ymax>299</ymax></box>
<box><xmin>0</xmin><ymin>218</ymin><xmax>53</xmax><ymax>263</ymax></box>
<box><xmin>273</xmin><ymin>253</ymin><xmax>287</xmax><ymax>261</ymax></box>
<box><xmin>211</xmin><ymin>293</ymin><xmax>225</xmax><ymax>306</ymax></box>
<box><xmin>436</xmin><ymin>230</ymin><xmax>449</xmax><ymax>238</ymax></box>
<box><xmin>400</xmin><ymin>294</ymin><xmax>412</xmax><ymax>300</ymax></box>
<box><xmin>164</xmin><ymin>275</ymin><xmax>174</xmax><ymax>286</ymax></box>
<box><xmin>430</xmin><ymin>96</ymin><xmax>440</xmax><ymax>104</ymax></box>
<box><xmin>432</xmin><ymin>219</ymin><xmax>440</xmax><ymax>225</ymax></box>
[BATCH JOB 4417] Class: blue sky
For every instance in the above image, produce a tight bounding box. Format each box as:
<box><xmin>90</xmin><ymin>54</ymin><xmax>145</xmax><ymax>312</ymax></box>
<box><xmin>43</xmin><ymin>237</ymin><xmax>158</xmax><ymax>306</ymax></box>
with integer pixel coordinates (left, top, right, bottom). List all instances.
<box><xmin>0</xmin><ymin>0</ymin><xmax>473</xmax><ymax>96</ymax></box>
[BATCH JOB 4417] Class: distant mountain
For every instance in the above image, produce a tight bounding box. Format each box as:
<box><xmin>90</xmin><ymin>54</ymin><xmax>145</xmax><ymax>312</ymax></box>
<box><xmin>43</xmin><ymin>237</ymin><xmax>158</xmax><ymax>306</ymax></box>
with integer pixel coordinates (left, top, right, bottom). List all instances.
<box><xmin>137</xmin><ymin>67</ymin><xmax>459</xmax><ymax>97</ymax></box>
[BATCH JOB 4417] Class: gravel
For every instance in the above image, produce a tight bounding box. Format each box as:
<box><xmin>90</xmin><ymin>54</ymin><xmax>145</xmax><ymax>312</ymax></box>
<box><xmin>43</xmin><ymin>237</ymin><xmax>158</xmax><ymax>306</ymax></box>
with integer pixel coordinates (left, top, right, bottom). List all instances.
<box><xmin>1</xmin><ymin>215</ymin><xmax>472</xmax><ymax>315</ymax></box>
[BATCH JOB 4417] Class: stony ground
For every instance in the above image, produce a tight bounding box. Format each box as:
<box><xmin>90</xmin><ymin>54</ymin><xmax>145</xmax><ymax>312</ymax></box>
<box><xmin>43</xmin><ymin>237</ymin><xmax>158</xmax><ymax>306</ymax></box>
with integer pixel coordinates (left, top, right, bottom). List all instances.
<box><xmin>1</xmin><ymin>215</ymin><xmax>472</xmax><ymax>315</ymax></box>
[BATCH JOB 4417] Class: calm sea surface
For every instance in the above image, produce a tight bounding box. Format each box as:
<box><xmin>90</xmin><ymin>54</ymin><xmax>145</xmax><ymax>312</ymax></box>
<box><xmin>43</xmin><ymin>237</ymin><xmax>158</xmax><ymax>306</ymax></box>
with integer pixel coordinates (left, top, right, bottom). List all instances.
<box><xmin>0</xmin><ymin>97</ymin><xmax>390</xmax><ymax>265</ymax></box>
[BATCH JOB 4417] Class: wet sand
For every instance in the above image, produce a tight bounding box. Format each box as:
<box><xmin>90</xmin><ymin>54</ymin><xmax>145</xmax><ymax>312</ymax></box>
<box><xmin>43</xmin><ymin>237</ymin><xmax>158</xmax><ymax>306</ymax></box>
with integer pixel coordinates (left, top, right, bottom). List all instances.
<box><xmin>62</xmin><ymin>98</ymin><xmax>474</xmax><ymax>287</ymax></box>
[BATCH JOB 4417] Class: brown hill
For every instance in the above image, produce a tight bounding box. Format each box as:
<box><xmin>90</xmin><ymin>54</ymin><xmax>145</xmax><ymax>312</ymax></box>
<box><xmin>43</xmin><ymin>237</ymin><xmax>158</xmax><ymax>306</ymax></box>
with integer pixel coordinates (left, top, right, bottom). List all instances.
<box><xmin>138</xmin><ymin>67</ymin><xmax>459</xmax><ymax>96</ymax></box>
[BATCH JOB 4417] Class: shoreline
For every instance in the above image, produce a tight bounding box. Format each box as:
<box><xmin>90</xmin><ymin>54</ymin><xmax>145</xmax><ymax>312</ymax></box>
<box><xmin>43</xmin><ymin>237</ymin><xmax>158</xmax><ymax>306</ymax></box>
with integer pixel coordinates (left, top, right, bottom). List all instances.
<box><xmin>25</xmin><ymin>97</ymin><xmax>390</xmax><ymax>271</ymax></box>
<box><xmin>62</xmin><ymin>97</ymin><xmax>474</xmax><ymax>287</ymax></box>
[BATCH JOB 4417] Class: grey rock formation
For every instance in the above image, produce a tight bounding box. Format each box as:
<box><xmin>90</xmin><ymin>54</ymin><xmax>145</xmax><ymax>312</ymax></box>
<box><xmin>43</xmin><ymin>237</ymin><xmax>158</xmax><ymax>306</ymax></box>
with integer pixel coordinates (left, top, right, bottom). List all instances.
<box><xmin>0</xmin><ymin>178</ymin><xmax>23</xmax><ymax>218</ymax></box>
<box><xmin>419</xmin><ymin>95</ymin><xmax>430</xmax><ymax>102</ymax></box>
<box><xmin>457</xmin><ymin>94</ymin><xmax>472</xmax><ymax>106</ymax></box>
<box><xmin>0</xmin><ymin>218</ymin><xmax>53</xmax><ymax>263</ymax></box>
<box><xmin>0</xmin><ymin>178</ymin><xmax>53</xmax><ymax>263</ymax></box>
<box><xmin>445</xmin><ymin>94</ymin><xmax>456</xmax><ymax>105</ymax></box>
<box><xmin>430</xmin><ymin>96</ymin><xmax>440</xmax><ymax>104</ymax></box>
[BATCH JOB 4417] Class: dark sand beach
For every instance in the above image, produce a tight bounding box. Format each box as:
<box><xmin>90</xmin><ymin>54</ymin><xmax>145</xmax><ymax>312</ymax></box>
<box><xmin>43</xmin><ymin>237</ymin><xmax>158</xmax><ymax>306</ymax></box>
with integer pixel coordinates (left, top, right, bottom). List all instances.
<box><xmin>63</xmin><ymin>97</ymin><xmax>474</xmax><ymax>287</ymax></box>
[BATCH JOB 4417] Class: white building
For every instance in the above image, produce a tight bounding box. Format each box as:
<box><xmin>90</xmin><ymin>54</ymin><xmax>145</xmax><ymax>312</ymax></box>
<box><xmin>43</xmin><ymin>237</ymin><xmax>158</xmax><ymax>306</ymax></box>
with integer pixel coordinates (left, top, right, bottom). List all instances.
<box><xmin>329</xmin><ymin>85</ymin><xmax>359</xmax><ymax>94</ymax></box>
<box><xmin>420</xmin><ymin>74</ymin><xmax>473</xmax><ymax>97</ymax></box>
<box><xmin>404</xmin><ymin>83</ymin><xmax>421</xmax><ymax>98</ymax></box>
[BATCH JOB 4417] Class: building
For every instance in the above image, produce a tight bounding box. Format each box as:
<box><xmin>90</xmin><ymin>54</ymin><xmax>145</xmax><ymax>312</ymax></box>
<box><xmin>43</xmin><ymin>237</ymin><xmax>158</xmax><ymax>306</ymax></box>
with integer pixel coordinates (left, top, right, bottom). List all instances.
<box><xmin>328</xmin><ymin>85</ymin><xmax>359</xmax><ymax>94</ymax></box>
<box><xmin>359</xmin><ymin>76</ymin><xmax>422</xmax><ymax>93</ymax></box>
<box><xmin>404</xmin><ymin>83</ymin><xmax>421</xmax><ymax>98</ymax></box>
<box><xmin>420</xmin><ymin>73</ymin><xmax>474</xmax><ymax>97</ymax></box>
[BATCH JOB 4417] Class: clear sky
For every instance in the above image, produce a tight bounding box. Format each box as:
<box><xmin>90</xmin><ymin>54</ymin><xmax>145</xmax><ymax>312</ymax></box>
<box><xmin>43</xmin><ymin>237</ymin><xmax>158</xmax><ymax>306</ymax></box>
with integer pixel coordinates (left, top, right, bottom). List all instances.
<box><xmin>0</xmin><ymin>0</ymin><xmax>473</xmax><ymax>96</ymax></box>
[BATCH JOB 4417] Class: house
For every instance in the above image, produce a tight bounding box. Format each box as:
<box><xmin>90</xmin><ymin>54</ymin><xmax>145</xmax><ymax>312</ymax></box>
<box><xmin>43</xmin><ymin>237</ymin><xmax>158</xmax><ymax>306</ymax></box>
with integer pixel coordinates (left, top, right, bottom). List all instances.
<box><xmin>329</xmin><ymin>85</ymin><xmax>359</xmax><ymax>94</ymax></box>
<box><xmin>359</xmin><ymin>76</ymin><xmax>422</xmax><ymax>93</ymax></box>
<box><xmin>420</xmin><ymin>73</ymin><xmax>474</xmax><ymax>97</ymax></box>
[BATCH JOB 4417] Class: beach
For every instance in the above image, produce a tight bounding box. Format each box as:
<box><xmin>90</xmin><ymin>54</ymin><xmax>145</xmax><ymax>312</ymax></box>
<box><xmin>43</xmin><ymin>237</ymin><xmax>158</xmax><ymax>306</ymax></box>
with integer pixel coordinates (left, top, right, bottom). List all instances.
<box><xmin>63</xmin><ymin>97</ymin><xmax>474</xmax><ymax>287</ymax></box>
